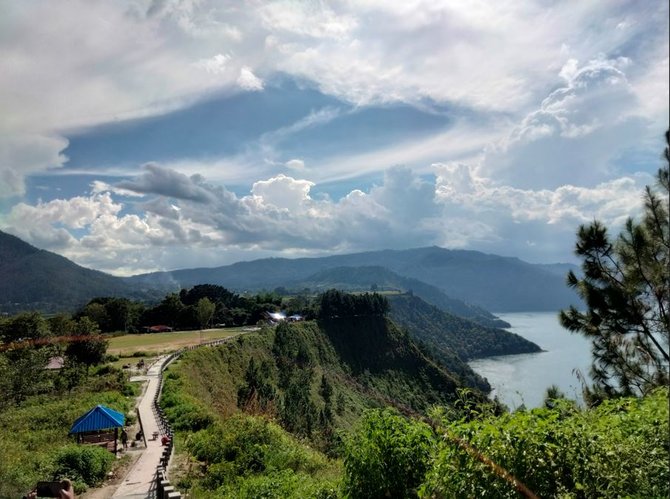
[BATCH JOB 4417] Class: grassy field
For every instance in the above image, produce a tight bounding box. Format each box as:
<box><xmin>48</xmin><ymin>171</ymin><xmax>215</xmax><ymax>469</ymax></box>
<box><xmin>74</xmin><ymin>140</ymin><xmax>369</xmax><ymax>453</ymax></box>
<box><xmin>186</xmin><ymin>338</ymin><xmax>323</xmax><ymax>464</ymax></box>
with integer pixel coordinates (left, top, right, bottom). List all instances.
<box><xmin>107</xmin><ymin>327</ymin><xmax>249</xmax><ymax>355</ymax></box>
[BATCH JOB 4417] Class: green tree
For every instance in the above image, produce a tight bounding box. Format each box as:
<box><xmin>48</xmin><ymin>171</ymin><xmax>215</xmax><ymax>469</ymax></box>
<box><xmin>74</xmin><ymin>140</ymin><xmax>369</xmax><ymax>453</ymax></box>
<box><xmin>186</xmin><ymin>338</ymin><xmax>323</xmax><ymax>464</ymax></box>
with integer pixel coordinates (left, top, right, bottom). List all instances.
<box><xmin>66</xmin><ymin>317</ymin><xmax>107</xmax><ymax>373</ymax></box>
<box><xmin>560</xmin><ymin>131</ymin><xmax>669</xmax><ymax>401</ymax></box>
<box><xmin>196</xmin><ymin>297</ymin><xmax>216</xmax><ymax>329</ymax></box>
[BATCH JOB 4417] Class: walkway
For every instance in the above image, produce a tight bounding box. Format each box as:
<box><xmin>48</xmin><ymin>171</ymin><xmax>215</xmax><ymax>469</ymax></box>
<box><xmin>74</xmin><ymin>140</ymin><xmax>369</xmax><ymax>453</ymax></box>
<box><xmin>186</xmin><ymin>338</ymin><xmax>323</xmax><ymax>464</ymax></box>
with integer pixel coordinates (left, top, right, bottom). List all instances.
<box><xmin>112</xmin><ymin>356</ymin><xmax>169</xmax><ymax>499</ymax></box>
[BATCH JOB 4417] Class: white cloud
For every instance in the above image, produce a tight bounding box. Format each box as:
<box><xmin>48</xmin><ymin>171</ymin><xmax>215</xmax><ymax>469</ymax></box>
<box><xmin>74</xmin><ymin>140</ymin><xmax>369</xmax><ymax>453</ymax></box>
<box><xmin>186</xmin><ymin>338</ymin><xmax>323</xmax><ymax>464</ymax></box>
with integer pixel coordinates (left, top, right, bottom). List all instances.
<box><xmin>237</xmin><ymin>67</ymin><xmax>264</xmax><ymax>91</ymax></box>
<box><xmin>2</xmin><ymin>163</ymin><xmax>652</xmax><ymax>274</ymax></box>
<box><xmin>0</xmin><ymin>0</ymin><xmax>666</xmax><ymax>200</ymax></box>
<box><xmin>194</xmin><ymin>53</ymin><xmax>231</xmax><ymax>75</ymax></box>
<box><xmin>285</xmin><ymin>159</ymin><xmax>305</xmax><ymax>170</ymax></box>
<box><xmin>250</xmin><ymin>174</ymin><xmax>314</xmax><ymax>212</ymax></box>
<box><xmin>479</xmin><ymin>56</ymin><xmax>660</xmax><ymax>189</ymax></box>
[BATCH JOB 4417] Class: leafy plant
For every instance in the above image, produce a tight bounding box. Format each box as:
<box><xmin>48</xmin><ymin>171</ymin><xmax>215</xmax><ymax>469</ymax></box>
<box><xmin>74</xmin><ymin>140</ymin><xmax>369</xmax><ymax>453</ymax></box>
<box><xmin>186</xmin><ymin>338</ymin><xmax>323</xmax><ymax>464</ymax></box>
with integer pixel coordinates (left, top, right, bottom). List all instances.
<box><xmin>343</xmin><ymin>408</ymin><xmax>435</xmax><ymax>499</ymax></box>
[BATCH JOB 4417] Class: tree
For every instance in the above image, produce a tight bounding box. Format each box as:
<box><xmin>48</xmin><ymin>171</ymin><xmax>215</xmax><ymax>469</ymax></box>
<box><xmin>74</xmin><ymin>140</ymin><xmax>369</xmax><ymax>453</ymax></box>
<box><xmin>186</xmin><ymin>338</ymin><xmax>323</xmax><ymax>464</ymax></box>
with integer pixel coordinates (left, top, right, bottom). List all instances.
<box><xmin>66</xmin><ymin>317</ymin><xmax>107</xmax><ymax>372</ymax></box>
<box><xmin>560</xmin><ymin>131</ymin><xmax>669</xmax><ymax>401</ymax></box>
<box><xmin>196</xmin><ymin>297</ymin><xmax>215</xmax><ymax>329</ymax></box>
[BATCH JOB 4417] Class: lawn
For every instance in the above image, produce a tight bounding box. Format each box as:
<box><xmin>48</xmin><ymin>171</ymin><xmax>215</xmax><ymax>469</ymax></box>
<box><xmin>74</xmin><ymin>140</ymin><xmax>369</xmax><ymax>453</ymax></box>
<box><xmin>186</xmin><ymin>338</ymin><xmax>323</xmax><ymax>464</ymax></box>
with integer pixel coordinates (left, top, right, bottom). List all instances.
<box><xmin>107</xmin><ymin>327</ymin><xmax>249</xmax><ymax>356</ymax></box>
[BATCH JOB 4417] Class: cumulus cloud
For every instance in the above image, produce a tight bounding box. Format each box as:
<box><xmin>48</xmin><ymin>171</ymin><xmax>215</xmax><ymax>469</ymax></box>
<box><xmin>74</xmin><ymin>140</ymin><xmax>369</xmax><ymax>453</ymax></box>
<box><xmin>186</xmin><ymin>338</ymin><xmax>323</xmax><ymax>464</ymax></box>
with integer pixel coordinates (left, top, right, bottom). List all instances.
<box><xmin>479</xmin><ymin>56</ymin><xmax>659</xmax><ymax>189</ymax></box>
<box><xmin>1</xmin><ymin>0</ymin><xmax>666</xmax><ymax>200</ymax></box>
<box><xmin>116</xmin><ymin>163</ymin><xmax>217</xmax><ymax>203</ymax></box>
<box><xmin>237</xmin><ymin>67</ymin><xmax>264</xmax><ymax>91</ymax></box>
<box><xmin>2</xmin><ymin>162</ymin><xmax>652</xmax><ymax>274</ymax></box>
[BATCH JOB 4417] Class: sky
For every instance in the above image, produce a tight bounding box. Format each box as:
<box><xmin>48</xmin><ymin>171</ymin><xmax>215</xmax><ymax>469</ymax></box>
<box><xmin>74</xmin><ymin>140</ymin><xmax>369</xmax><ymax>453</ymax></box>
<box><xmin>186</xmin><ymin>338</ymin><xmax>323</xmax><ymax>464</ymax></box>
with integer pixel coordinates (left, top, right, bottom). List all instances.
<box><xmin>0</xmin><ymin>0</ymin><xmax>668</xmax><ymax>276</ymax></box>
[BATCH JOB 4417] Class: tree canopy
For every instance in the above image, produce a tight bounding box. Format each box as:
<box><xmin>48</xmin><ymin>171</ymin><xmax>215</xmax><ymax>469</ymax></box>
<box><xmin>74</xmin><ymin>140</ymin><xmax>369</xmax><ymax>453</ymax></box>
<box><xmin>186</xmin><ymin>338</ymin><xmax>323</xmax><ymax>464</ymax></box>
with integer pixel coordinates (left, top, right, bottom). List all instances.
<box><xmin>560</xmin><ymin>131</ymin><xmax>669</xmax><ymax>401</ymax></box>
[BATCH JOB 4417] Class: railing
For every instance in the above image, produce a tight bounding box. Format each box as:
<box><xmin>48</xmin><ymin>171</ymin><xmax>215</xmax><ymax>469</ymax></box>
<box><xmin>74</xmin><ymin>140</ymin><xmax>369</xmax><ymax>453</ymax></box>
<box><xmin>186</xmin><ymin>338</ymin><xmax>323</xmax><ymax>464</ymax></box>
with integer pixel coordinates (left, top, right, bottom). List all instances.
<box><xmin>151</xmin><ymin>336</ymin><xmax>243</xmax><ymax>498</ymax></box>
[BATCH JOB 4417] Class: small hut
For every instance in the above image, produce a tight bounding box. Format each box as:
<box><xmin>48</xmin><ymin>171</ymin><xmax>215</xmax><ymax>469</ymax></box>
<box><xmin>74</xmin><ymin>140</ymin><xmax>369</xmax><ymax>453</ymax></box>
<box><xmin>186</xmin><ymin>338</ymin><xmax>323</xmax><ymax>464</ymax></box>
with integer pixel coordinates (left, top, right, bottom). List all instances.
<box><xmin>69</xmin><ymin>404</ymin><xmax>125</xmax><ymax>453</ymax></box>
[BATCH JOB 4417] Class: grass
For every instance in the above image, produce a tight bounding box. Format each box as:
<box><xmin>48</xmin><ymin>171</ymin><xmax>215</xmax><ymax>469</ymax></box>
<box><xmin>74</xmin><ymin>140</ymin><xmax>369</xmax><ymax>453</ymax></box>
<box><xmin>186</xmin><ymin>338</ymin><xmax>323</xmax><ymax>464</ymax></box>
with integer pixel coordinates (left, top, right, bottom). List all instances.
<box><xmin>107</xmin><ymin>327</ymin><xmax>247</xmax><ymax>356</ymax></box>
<box><xmin>0</xmin><ymin>387</ymin><xmax>135</xmax><ymax>498</ymax></box>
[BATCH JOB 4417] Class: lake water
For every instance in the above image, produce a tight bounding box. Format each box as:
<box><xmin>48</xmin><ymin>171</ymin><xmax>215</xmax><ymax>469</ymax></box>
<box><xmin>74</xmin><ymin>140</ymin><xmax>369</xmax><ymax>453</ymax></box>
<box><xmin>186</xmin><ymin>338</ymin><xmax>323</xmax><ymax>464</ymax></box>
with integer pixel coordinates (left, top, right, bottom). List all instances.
<box><xmin>468</xmin><ymin>312</ymin><xmax>593</xmax><ymax>409</ymax></box>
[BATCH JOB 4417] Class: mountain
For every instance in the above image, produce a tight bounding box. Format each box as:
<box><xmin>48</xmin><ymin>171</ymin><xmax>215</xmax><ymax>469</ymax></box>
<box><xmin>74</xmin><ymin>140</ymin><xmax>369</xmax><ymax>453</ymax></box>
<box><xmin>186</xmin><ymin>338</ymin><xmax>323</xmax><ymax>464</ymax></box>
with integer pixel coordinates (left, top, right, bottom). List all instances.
<box><xmin>387</xmin><ymin>293</ymin><xmax>541</xmax><ymax>361</ymax></box>
<box><xmin>293</xmin><ymin>265</ymin><xmax>509</xmax><ymax>328</ymax></box>
<box><xmin>0</xmin><ymin>230</ymin><xmax>156</xmax><ymax>312</ymax></box>
<box><xmin>131</xmin><ymin>246</ymin><xmax>580</xmax><ymax>312</ymax></box>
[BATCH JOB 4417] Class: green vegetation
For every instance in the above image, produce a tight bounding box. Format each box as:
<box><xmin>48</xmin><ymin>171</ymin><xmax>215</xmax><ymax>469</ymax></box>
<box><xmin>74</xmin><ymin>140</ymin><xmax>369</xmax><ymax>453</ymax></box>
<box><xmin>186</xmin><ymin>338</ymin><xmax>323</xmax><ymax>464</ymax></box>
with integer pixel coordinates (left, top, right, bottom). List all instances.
<box><xmin>387</xmin><ymin>293</ymin><xmax>542</xmax><ymax>392</ymax></box>
<box><xmin>0</xmin><ymin>386</ymin><xmax>134</xmax><ymax>497</ymax></box>
<box><xmin>339</xmin><ymin>388</ymin><xmax>669</xmax><ymax>499</ymax></box>
<box><xmin>0</xmin><ymin>230</ymin><xmax>159</xmax><ymax>314</ymax></box>
<box><xmin>107</xmin><ymin>328</ymin><xmax>243</xmax><ymax>355</ymax></box>
<box><xmin>388</xmin><ymin>294</ymin><xmax>540</xmax><ymax>361</ymax></box>
<box><xmin>420</xmin><ymin>387</ymin><xmax>669</xmax><ymax>498</ymax></box>
<box><xmin>185</xmin><ymin>414</ymin><xmax>340</xmax><ymax>498</ymax></box>
<box><xmin>161</xmin><ymin>292</ymin><xmax>486</xmax><ymax>496</ymax></box>
<box><xmin>561</xmin><ymin>144</ymin><xmax>669</xmax><ymax>402</ymax></box>
<box><xmin>343</xmin><ymin>409</ymin><xmax>434</xmax><ymax>499</ymax></box>
<box><xmin>296</xmin><ymin>265</ymin><xmax>509</xmax><ymax>328</ymax></box>
<box><xmin>53</xmin><ymin>445</ymin><xmax>116</xmax><ymax>489</ymax></box>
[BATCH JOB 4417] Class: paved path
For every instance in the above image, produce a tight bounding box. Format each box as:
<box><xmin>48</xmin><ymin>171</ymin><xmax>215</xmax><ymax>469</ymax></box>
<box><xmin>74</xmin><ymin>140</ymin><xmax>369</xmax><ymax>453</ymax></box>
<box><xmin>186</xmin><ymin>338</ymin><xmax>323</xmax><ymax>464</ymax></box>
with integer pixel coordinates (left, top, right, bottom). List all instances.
<box><xmin>112</xmin><ymin>356</ymin><xmax>169</xmax><ymax>499</ymax></box>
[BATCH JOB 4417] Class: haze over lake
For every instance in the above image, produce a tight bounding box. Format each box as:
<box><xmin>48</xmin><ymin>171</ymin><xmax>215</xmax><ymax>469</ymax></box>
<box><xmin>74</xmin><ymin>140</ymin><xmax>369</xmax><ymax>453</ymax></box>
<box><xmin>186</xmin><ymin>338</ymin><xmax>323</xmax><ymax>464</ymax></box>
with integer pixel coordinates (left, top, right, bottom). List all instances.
<box><xmin>469</xmin><ymin>312</ymin><xmax>593</xmax><ymax>409</ymax></box>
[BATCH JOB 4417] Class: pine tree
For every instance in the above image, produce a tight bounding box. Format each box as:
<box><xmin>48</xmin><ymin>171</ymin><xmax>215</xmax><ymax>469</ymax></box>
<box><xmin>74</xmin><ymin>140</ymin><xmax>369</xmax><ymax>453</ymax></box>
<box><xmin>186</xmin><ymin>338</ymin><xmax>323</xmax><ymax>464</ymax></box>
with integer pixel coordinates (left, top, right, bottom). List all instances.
<box><xmin>560</xmin><ymin>131</ymin><xmax>669</xmax><ymax>402</ymax></box>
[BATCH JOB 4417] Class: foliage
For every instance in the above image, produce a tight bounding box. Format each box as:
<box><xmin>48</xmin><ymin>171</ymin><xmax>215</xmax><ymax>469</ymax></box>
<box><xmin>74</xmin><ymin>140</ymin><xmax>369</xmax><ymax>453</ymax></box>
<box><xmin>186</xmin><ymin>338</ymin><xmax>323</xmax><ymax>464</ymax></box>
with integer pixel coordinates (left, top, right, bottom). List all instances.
<box><xmin>317</xmin><ymin>290</ymin><xmax>389</xmax><ymax>319</ymax></box>
<box><xmin>196</xmin><ymin>297</ymin><xmax>216</xmax><ymax>329</ymax></box>
<box><xmin>560</xmin><ymin>135</ymin><xmax>669</xmax><ymax>401</ymax></box>
<box><xmin>343</xmin><ymin>409</ymin><xmax>435</xmax><ymax>499</ymax></box>
<box><xmin>237</xmin><ymin>358</ymin><xmax>277</xmax><ymax>414</ymax></box>
<box><xmin>185</xmin><ymin>414</ymin><xmax>341</xmax><ymax>498</ymax></box>
<box><xmin>388</xmin><ymin>294</ymin><xmax>539</xmax><ymax>361</ymax></box>
<box><xmin>65</xmin><ymin>324</ymin><xmax>108</xmax><ymax>372</ymax></box>
<box><xmin>420</xmin><ymin>387</ymin><xmax>669</xmax><ymax>498</ymax></box>
<box><xmin>53</xmin><ymin>444</ymin><xmax>115</xmax><ymax>487</ymax></box>
<box><xmin>297</xmin><ymin>265</ymin><xmax>508</xmax><ymax>327</ymax></box>
<box><xmin>0</xmin><ymin>387</ymin><xmax>132</xmax><ymax>498</ymax></box>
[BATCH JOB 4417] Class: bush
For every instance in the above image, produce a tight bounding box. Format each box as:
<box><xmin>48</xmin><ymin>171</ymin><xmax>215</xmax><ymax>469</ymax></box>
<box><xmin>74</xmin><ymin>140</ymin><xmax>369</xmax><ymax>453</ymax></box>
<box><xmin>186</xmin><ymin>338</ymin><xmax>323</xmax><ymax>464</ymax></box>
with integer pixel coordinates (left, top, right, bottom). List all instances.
<box><xmin>53</xmin><ymin>445</ymin><xmax>115</xmax><ymax>487</ymax></box>
<box><xmin>421</xmin><ymin>387</ymin><xmax>670</xmax><ymax>498</ymax></box>
<box><xmin>343</xmin><ymin>408</ymin><xmax>435</xmax><ymax>499</ymax></box>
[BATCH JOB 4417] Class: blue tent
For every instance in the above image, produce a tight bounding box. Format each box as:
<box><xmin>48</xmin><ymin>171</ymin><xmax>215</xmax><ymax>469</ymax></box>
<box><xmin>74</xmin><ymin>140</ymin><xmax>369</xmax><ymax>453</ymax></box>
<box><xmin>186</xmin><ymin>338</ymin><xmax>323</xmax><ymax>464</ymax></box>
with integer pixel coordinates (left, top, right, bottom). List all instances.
<box><xmin>70</xmin><ymin>404</ymin><xmax>125</xmax><ymax>434</ymax></box>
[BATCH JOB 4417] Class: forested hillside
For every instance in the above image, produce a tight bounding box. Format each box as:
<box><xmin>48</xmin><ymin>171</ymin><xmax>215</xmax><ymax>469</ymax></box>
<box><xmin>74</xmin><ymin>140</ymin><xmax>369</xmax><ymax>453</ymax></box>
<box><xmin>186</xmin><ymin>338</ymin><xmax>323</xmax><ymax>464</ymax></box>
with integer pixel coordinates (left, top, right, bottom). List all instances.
<box><xmin>160</xmin><ymin>292</ymin><xmax>494</xmax><ymax>495</ymax></box>
<box><xmin>0</xmin><ymin>230</ymin><xmax>157</xmax><ymax>312</ymax></box>
<box><xmin>294</xmin><ymin>266</ymin><xmax>509</xmax><ymax>328</ymax></box>
<box><xmin>130</xmin><ymin>246</ymin><xmax>579</xmax><ymax>311</ymax></box>
<box><xmin>388</xmin><ymin>293</ymin><xmax>541</xmax><ymax>361</ymax></box>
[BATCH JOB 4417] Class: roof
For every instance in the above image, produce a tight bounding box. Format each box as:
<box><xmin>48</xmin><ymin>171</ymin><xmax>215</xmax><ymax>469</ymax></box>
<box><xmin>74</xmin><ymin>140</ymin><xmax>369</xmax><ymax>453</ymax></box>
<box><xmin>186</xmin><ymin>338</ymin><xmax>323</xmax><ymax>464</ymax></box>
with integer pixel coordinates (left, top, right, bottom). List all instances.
<box><xmin>266</xmin><ymin>311</ymin><xmax>286</xmax><ymax>321</ymax></box>
<box><xmin>45</xmin><ymin>356</ymin><xmax>64</xmax><ymax>370</ymax></box>
<box><xmin>70</xmin><ymin>404</ymin><xmax>125</xmax><ymax>433</ymax></box>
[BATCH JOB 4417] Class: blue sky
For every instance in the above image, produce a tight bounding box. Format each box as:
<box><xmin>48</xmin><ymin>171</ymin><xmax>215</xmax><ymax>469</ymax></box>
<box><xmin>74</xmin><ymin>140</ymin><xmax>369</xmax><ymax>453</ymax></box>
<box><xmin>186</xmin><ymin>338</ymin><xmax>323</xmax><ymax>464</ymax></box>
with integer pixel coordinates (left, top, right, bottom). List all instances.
<box><xmin>0</xmin><ymin>0</ymin><xmax>668</xmax><ymax>276</ymax></box>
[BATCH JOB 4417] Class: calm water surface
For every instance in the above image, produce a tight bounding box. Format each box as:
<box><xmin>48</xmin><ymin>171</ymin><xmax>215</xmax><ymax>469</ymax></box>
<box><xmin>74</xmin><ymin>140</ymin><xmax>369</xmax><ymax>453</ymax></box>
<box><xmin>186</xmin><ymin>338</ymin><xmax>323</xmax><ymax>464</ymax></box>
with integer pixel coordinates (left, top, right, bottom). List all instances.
<box><xmin>468</xmin><ymin>312</ymin><xmax>593</xmax><ymax>409</ymax></box>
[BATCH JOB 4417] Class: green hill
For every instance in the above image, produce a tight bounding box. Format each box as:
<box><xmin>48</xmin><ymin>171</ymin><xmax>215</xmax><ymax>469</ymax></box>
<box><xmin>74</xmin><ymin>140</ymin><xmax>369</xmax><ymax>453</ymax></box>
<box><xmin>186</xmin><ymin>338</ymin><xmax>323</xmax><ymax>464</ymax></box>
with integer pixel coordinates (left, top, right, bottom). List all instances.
<box><xmin>294</xmin><ymin>266</ymin><xmax>509</xmax><ymax>328</ymax></box>
<box><xmin>131</xmin><ymin>246</ymin><xmax>580</xmax><ymax>312</ymax></box>
<box><xmin>0</xmin><ymin>230</ymin><xmax>158</xmax><ymax>312</ymax></box>
<box><xmin>388</xmin><ymin>293</ymin><xmax>541</xmax><ymax>361</ymax></box>
<box><xmin>162</xmin><ymin>316</ymin><xmax>479</xmax><ymax>437</ymax></box>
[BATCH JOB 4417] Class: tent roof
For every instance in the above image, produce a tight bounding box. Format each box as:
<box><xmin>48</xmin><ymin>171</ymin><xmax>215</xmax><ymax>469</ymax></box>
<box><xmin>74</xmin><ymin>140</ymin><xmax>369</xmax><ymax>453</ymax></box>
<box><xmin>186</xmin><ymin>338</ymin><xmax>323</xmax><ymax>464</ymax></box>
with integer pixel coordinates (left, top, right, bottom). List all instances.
<box><xmin>70</xmin><ymin>404</ymin><xmax>125</xmax><ymax>434</ymax></box>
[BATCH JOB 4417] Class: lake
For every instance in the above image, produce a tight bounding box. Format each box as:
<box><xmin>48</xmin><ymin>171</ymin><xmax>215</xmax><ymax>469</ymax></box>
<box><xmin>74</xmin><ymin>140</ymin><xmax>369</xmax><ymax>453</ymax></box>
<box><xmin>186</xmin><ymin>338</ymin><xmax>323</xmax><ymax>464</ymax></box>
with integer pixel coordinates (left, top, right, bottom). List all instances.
<box><xmin>468</xmin><ymin>311</ymin><xmax>593</xmax><ymax>409</ymax></box>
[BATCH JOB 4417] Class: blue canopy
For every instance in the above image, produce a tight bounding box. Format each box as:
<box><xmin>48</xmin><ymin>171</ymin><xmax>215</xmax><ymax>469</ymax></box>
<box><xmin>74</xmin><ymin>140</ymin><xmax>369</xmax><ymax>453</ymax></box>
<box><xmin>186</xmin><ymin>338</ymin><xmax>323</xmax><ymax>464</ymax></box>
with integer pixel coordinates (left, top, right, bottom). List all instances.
<box><xmin>70</xmin><ymin>404</ymin><xmax>125</xmax><ymax>434</ymax></box>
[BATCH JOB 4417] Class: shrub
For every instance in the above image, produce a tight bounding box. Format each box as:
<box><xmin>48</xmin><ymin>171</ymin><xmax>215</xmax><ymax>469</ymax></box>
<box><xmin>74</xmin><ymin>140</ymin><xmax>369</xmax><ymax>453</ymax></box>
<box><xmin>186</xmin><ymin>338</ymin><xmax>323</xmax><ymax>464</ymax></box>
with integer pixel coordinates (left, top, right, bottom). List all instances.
<box><xmin>52</xmin><ymin>445</ymin><xmax>115</xmax><ymax>487</ymax></box>
<box><xmin>343</xmin><ymin>408</ymin><xmax>436</xmax><ymax>499</ymax></box>
<box><xmin>421</xmin><ymin>387</ymin><xmax>670</xmax><ymax>498</ymax></box>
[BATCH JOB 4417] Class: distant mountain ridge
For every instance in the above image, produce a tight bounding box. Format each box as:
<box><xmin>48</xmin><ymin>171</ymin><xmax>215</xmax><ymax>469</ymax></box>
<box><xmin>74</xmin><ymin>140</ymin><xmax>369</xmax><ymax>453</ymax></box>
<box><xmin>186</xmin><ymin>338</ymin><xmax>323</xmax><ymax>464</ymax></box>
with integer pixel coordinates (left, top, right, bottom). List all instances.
<box><xmin>131</xmin><ymin>246</ymin><xmax>580</xmax><ymax>312</ymax></box>
<box><xmin>0</xmin><ymin>230</ymin><xmax>579</xmax><ymax>313</ymax></box>
<box><xmin>293</xmin><ymin>265</ymin><xmax>509</xmax><ymax>328</ymax></box>
<box><xmin>0</xmin><ymin>230</ymin><xmax>156</xmax><ymax>312</ymax></box>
